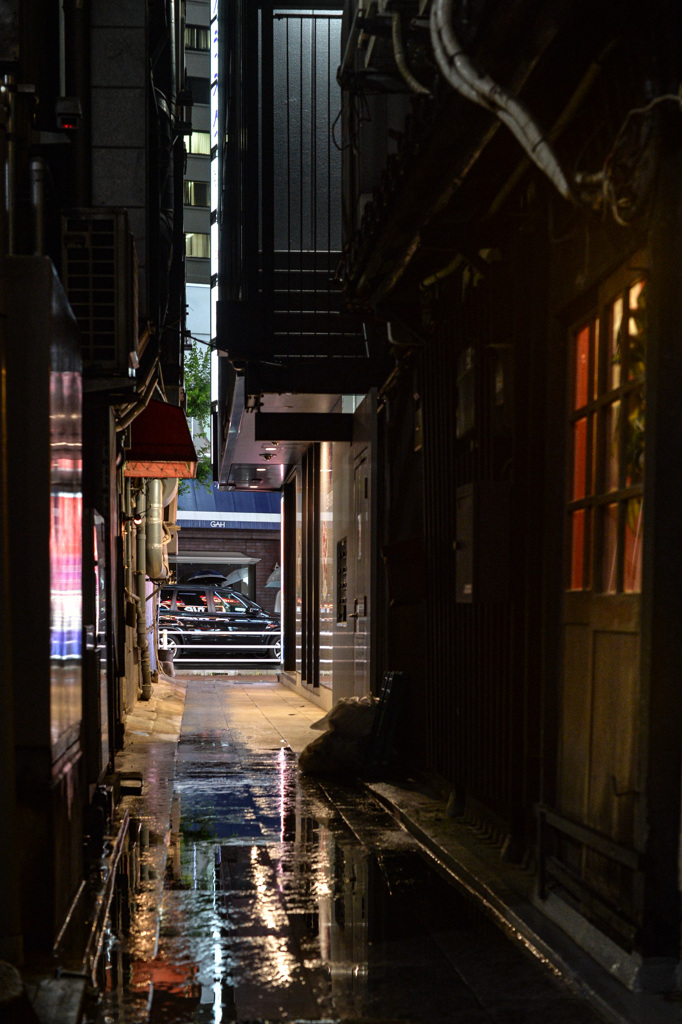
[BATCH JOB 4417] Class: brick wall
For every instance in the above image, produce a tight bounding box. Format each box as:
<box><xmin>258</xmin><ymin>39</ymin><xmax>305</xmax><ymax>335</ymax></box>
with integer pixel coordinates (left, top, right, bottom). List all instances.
<box><xmin>176</xmin><ymin>527</ymin><xmax>281</xmax><ymax>614</ymax></box>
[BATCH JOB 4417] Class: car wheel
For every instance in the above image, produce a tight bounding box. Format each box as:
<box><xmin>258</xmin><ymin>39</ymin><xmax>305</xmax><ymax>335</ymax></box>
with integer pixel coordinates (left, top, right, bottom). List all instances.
<box><xmin>160</xmin><ymin>630</ymin><xmax>182</xmax><ymax>660</ymax></box>
<box><xmin>269</xmin><ymin>635</ymin><xmax>282</xmax><ymax>661</ymax></box>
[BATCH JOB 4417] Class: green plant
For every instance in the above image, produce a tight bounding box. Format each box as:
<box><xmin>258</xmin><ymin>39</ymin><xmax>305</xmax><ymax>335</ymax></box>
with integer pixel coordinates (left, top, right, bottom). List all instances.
<box><xmin>184</xmin><ymin>342</ymin><xmax>211</xmax><ymax>431</ymax></box>
<box><xmin>182</xmin><ymin>342</ymin><xmax>213</xmax><ymax>494</ymax></box>
<box><xmin>193</xmin><ymin>457</ymin><xmax>213</xmax><ymax>492</ymax></box>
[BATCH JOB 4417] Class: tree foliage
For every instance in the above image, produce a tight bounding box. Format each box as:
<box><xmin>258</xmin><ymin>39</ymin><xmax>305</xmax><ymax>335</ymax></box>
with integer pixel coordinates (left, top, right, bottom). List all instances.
<box><xmin>182</xmin><ymin>342</ymin><xmax>213</xmax><ymax>493</ymax></box>
<box><xmin>184</xmin><ymin>342</ymin><xmax>211</xmax><ymax>431</ymax></box>
<box><xmin>194</xmin><ymin>457</ymin><xmax>214</xmax><ymax>492</ymax></box>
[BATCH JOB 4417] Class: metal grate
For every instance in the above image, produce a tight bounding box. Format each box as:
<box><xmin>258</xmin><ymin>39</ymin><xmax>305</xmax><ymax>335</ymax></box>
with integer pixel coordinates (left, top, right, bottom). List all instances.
<box><xmin>261</xmin><ymin>7</ymin><xmax>365</xmax><ymax>361</ymax></box>
<box><xmin>419</xmin><ymin>266</ymin><xmax>529</xmax><ymax>842</ymax></box>
<box><xmin>221</xmin><ymin>2</ymin><xmax>368</xmax><ymax>393</ymax></box>
<box><xmin>271</xmin><ymin>250</ymin><xmax>365</xmax><ymax>357</ymax></box>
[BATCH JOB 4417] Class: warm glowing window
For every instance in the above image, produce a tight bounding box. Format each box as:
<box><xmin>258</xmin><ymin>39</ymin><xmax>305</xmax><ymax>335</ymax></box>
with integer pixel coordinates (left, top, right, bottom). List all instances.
<box><xmin>567</xmin><ymin>275</ymin><xmax>646</xmax><ymax>593</ymax></box>
<box><xmin>186</xmin><ymin>131</ymin><xmax>211</xmax><ymax>156</ymax></box>
<box><xmin>185</xmin><ymin>232</ymin><xmax>210</xmax><ymax>259</ymax></box>
<box><xmin>185</xmin><ymin>25</ymin><xmax>210</xmax><ymax>51</ymax></box>
<box><xmin>184</xmin><ymin>180</ymin><xmax>210</xmax><ymax>207</ymax></box>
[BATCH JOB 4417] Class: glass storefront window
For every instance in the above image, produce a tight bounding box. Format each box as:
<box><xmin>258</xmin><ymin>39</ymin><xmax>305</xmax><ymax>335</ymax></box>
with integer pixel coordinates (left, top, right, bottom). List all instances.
<box><xmin>50</xmin><ymin>369</ymin><xmax>83</xmax><ymax>752</ymax></box>
<box><xmin>295</xmin><ymin>469</ymin><xmax>303</xmax><ymax>675</ymax></box>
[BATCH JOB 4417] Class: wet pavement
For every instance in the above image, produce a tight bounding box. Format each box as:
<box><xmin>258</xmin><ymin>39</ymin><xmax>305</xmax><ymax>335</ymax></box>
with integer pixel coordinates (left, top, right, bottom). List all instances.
<box><xmin>82</xmin><ymin>677</ymin><xmax>610</xmax><ymax>1024</ymax></box>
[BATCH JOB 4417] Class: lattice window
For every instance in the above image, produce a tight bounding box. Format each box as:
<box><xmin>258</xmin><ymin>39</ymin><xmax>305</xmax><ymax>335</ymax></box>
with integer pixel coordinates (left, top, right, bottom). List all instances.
<box><xmin>568</xmin><ymin>274</ymin><xmax>646</xmax><ymax>593</ymax></box>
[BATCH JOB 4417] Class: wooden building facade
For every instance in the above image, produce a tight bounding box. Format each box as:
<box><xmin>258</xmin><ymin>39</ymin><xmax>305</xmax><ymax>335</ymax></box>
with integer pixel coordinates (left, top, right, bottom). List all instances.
<box><xmin>338</xmin><ymin>0</ymin><xmax>682</xmax><ymax>989</ymax></box>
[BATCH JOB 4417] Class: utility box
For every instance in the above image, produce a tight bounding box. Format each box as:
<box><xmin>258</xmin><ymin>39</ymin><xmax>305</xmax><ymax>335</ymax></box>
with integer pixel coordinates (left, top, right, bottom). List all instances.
<box><xmin>455</xmin><ymin>481</ymin><xmax>510</xmax><ymax>603</ymax></box>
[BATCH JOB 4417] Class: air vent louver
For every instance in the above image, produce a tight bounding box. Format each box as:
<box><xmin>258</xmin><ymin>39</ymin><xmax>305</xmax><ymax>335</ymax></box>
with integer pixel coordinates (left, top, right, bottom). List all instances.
<box><xmin>61</xmin><ymin>209</ymin><xmax>137</xmax><ymax>375</ymax></box>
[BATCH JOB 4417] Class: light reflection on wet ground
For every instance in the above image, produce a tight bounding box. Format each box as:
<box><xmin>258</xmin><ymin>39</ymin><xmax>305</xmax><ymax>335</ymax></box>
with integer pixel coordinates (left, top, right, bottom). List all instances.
<box><xmin>84</xmin><ymin>689</ymin><xmax>603</xmax><ymax>1024</ymax></box>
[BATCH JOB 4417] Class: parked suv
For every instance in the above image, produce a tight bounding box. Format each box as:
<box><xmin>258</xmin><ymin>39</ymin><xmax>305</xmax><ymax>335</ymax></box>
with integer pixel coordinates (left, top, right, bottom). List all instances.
<box><xmin>158</xmin><ymin>584</ymin><xmax>281</xmax><ymax>664</ymax></box>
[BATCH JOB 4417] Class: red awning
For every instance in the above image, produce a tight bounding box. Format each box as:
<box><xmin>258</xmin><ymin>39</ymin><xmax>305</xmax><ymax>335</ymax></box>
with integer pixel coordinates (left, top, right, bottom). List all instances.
<box><xmin>124</xmin><ymin>400</ymin><xmax>198</xmax><ymax>478</ymax></box>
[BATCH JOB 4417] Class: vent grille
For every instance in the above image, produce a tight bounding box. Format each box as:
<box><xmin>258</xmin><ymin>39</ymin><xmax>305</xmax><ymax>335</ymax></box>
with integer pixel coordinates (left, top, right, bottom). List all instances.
<box><xmin>62</xmin><ymin>209</ymin><xmax>136</xmax><ymax>374</ymax></box>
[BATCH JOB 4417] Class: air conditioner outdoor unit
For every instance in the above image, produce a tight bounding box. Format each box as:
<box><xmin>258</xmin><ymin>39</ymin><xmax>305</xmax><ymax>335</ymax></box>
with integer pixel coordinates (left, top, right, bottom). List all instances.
<box><xmin>61</xmin><ymin>208</ymin><xmax>138</xmax><ymax>376</ymax></box>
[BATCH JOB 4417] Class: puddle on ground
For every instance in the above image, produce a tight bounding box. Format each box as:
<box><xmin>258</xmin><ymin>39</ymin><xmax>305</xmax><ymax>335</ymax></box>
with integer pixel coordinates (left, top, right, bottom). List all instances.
<box><xmin>83</xmin><ymin>743</ymin><xmax>602</xmax><ymax>1024</ymax></box>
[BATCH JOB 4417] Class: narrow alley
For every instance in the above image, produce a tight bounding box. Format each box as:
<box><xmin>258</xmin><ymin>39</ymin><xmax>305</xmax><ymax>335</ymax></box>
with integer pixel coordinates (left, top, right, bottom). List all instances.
<box><xmin>77</xmin><ymin>675</ymin><xmax>613</xmax><ymax>1024</ymax></box>
<box><xmin>7</xmin><ymin>3</ymin><xmax>682</xmax><ymax>1022</ymax></box>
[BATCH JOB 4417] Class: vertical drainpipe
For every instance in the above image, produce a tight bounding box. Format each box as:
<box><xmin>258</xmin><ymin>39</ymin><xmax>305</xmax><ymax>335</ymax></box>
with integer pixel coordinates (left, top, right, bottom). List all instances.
<box><xmin>169</xmin><ymin>0</ymin><xmax>177</xmax><ymax>108</ymax></box>
<box><xmin>3</xmin><ymin>75</ymin><xmax>15</xmax><ymax>254</ymax></box>
<box><xmin>124</xmin><ymin>478</ymin><xmax>133</xmax><ymax>596</ymax></box>
<box><xmin>63</xmin><ymin>0</ymin><xmax>91</xmax><ymax>206</ymax></box>
<box><xmin>135</xmin><ymin>486</ymin><xmax>153</xmax><ymax>700</ymax></box>
<box><xmin>0</xmin><ymin>83</ymin><xmax>8</xmax><ymax>257</ymax></box>
<box><xmin>120</xmin><ymin>476</ymin><xmax>134</xmax><ymax>738</ymax></box>
<box><xmin>145</xmin><ymin>478</ymin><xmax>168</xmax><ymax>580</ymax></box>
<box><xmin>29</xmin><ymin>157</ymin><xmax>46</xmax><ymax>255</ymax></box>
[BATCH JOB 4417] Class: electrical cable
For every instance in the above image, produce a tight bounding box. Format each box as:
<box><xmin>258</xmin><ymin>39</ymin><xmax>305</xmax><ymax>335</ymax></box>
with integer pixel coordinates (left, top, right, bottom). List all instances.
<box><xmin>429</xmin><ymin>0</ymin><xmax>575</xmax><ymax>202</ymax></box>
<box><xmin>114</xmin><ymin>361</ymin><xmax>160</xmax><ymax>432</ymax></box>
<box><xmin>601</xmin><ymin>91</ymin><xmax>682</xmax><ymax>225</ymax></box>
<box><xmin>392</xmin><ymin>13</ymin><xmax>431</xmax><ymax>95</ymax></box>
<box><xmin>332</xmin><ymin>91</ymin><xmax>372</xmax><ymax>154</ymax></box>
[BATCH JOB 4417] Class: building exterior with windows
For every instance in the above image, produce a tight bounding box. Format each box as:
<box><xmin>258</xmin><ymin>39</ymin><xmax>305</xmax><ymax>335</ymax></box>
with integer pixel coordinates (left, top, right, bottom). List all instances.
<box><xmin>175</xmin><ymin>481</ymin><xmax>281</xmax><ymax>614</ymax></box>
<box><xmin>184</xmin><ymin>0</ymin><xmax>212</xmax><ymax>285</ymax></box>
<box><xmin>0</xmin><ymin>0</ymin><xmax>195</xmax><ymax>964</ymax></box>
<box><xmin>183</xmin><ymin>0</ymin><xmax>213</xmax><ymax>476</ymax></box>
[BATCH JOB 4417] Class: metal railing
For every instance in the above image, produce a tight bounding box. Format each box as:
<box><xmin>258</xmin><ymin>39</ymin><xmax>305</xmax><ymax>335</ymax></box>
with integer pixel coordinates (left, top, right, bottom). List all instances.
<box><xmin>160</xmin><ymin>626</ymin><xmax>281</xmax><ymax>663</ymax></box>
